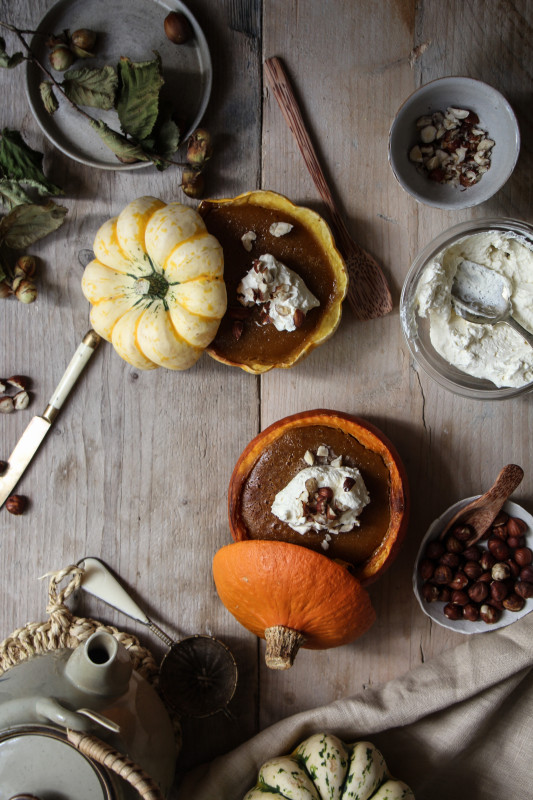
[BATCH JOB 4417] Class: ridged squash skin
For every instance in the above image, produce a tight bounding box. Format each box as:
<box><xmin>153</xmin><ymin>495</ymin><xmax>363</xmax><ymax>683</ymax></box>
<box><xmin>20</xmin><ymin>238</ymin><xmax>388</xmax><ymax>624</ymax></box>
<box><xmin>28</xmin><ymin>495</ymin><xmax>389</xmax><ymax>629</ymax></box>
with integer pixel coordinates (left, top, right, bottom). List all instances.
<box><xmin>243</xmin><ymin>733</ymin><xmax>415</xmax><ymax>800</ymax></box>
<box><xmin>81</xmin><ymin>196</ymin><xmax>227</xmax><ymax>370</ymax></box>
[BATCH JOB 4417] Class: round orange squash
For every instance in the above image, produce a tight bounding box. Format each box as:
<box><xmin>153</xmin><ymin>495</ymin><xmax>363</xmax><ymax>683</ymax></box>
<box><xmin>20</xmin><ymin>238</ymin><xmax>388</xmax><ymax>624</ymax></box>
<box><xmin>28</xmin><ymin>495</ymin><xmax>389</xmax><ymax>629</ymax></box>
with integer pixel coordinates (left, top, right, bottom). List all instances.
<box><xmin>212</xmin><ymin>539</ymin><xmax>376</xmax><ymax>669</ymax></box>
<box><xmin>228</xmin><ymin>409</ymin><xmax>409</xmax><ymax>585</ymax></box>
<box><xmin>198</xmin><ymin>190</ymin><xmax>348</xmax><ymax>373</ymax></box>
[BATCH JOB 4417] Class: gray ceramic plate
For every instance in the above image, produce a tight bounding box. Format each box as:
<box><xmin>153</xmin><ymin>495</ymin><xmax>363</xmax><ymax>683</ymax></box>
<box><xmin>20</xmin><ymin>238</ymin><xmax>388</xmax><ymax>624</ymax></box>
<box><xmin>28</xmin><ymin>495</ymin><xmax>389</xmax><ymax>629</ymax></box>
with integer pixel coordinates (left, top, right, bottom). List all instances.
<box><xmin>25</xmin><ymin>0</ymin><xmax>212</xmax><ymax>170</ymax></box>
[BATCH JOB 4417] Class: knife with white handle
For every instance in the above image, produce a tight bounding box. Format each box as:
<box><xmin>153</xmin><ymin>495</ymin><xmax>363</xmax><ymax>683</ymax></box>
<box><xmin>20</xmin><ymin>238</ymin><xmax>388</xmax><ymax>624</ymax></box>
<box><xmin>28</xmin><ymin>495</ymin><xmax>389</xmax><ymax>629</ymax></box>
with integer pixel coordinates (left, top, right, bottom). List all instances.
<box><xmin>0</xmin><ymin>330</ymin><xmax>101</xmax><ymax>508</ymax></box>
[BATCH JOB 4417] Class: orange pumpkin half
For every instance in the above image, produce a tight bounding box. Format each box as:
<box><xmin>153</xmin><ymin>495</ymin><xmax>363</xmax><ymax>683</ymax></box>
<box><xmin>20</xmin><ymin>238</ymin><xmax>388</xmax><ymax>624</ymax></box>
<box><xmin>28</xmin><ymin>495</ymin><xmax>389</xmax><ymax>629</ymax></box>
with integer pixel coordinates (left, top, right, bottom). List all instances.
<box><xmin>212</xmin><ymin>539</ymin><xmax>376</xmax><ymax>669</ymax></box>
<box><xmin>228</xmin><ymin>409</ymin><xmax>409</xmax><ymax>585</ymax></box>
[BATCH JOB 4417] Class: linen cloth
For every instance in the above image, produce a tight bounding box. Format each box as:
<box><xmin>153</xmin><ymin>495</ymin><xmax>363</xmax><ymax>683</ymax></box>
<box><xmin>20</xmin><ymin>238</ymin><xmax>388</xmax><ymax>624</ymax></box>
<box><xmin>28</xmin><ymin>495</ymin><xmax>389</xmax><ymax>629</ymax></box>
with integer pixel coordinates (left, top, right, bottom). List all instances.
<box><xmin>180</xmin><ymin>611</ymin><xmax>533</xmax><ymax>799</ymax></box>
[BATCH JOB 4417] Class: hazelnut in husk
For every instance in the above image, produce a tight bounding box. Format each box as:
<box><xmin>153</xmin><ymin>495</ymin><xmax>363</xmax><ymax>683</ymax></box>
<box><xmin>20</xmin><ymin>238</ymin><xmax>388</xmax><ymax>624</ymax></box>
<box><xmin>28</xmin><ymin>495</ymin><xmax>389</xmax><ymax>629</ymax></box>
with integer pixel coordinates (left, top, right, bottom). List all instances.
<box><xmin>181</xmin><ymin>166</ymin><xmax>205</xmax><ymax>199</ymax></box>
<box><xmin>49</xmin><ymin>44</ymin><xmax>74</xmax><ymax>71</ymax></box>
<box><xmin>187</xmin><ymin>129</ymin><xmax>213</xmax><ymax>167</ymax></box>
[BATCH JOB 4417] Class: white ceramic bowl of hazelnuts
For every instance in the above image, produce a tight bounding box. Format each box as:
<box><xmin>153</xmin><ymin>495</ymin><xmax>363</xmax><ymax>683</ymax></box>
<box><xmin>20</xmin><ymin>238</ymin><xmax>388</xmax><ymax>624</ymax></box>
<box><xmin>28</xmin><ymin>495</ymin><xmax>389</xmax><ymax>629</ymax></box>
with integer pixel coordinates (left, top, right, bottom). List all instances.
<box><xmin>413</xmin><ymin>498</ymin><xmax>533</xmax><ymax>633</ymax></box>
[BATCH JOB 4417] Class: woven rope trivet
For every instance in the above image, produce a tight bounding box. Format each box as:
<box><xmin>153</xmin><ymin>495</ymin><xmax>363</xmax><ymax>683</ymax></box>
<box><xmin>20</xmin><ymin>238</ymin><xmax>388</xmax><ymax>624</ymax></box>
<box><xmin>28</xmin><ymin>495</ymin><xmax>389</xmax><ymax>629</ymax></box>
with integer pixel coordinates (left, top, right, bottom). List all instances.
<box><xmin>0</xmin><ymin>564</ymin><xmax>182</xmax><ymax>800</ymax></box>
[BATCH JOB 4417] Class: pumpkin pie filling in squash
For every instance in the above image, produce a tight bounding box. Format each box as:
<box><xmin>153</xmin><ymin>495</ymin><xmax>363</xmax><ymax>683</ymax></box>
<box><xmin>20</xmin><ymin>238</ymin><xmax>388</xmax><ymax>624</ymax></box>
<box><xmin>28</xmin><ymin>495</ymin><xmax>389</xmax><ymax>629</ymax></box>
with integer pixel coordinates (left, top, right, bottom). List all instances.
<box><xmin>199</xmin><ymin>191</ymin><xmax>347</xmax><ymax>372</ymax></box>
<box><xmin>229</xmin><ymin>410</ymin><xmax>409</xmax><ymax>584</ymax></box>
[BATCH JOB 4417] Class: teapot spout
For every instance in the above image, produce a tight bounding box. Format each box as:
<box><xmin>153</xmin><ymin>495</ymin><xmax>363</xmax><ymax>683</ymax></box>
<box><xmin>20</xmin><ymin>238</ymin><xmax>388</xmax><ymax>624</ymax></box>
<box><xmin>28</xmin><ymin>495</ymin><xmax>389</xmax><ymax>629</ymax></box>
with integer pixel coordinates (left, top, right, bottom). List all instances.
<box><xmin>64</xmin><ymin>631</ymin><xmax>132</xmax><ymax>698</ymax></box>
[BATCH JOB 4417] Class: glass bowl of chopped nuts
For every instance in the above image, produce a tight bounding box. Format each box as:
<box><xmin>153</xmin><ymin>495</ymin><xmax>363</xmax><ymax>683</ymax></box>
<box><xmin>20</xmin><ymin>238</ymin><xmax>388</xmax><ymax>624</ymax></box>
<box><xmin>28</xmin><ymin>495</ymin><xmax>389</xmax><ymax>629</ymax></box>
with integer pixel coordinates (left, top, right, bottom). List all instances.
<box><xmin>413</xmin><ymin>497</ymin><xmax>533</xmax><ymax>633</ymax></box>
<box><xmin>388</xmin><ymin>76</ymin><xmax>520</xmax><ymax>209</ymax></box>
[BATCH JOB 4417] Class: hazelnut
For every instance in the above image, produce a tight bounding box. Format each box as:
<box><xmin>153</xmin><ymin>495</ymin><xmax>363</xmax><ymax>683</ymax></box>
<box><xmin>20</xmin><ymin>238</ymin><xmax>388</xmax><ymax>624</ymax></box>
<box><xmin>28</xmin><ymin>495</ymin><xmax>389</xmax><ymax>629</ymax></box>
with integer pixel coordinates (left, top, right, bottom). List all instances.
<box><xmin>439</xmin><ymin>552</ymin><xmax>461</xmax><ymax>569</ymax></box>
<box><xmin>479</xmin><ymin>570</ymin><xmax>493</xmax><ymax>583</ymax></box>
<box><xmin>445</xmin><ymin>535</ymin><xmax>463</xmax><ymax>554</ymax></box>
<box><xmin>0</xmin><ymin>460</ymin><xmax>7</xmax><ymax>475</ymax></box>
<box><xmin>480</xmin><ymin>551</ymin><xmax>496</xmax><ymax>571</ymax></box>
<box><xmin>451</xmin><ymin>589</ymin><xmax>469</xmax><ymax>606</ymax></box>
<box><xmin>492</xmin><ymin>511</ymin><xmax>509</xmax><ymax>528</ymax></box>
<box><xmin>5</xmin><ymin>494</ymin><xmax>27</xmax><ymax>515</ymax></box>
<box><xmin>439</xmin><ymin>587</ymin><xmax>452</xmax><ymax>603</ymax></box>
<box><xmin>507</xmin><ymin>559</ymin><xmax>521</xmax><ymax>579</ymax></box>
<box><xmin>452</xmin><ymin>524</ymin><xmax>473</xmax><ymax>542</ymax></box>
<box><xmin>433</xmin><ymin>564</ymin><xmax>453</xmax><ymax>585</ymax></box>
<box><xmin>463</xmin><ymin>604</ymin><xmax>480</xmax><ymax>622</ymax></box>
<box><xmin>49</xmin><ymin>43</ymin><xmax>74</xmax><ymax>71</ymax></box>
<box><xmin>462</xmin><ymin>545</ymin><xmax>482</xmax><ymax>562</ymax></box>
<box><xmin>515</xmin><ymin>581</ymin><xmax>533</xmax><ymax>599</ymax></box>
<box><xmin>164</xmin><ymin>11</ymin><xmax>193</xmax><ymax>44</ymax></box>
<box><xmin>71</xmin><ymin>28</ymin><xmax>97</xmax><ymax>51</ymax></box>
<box><xmin>0</xmin><ymin>395</ymin><xmax>15</xmax><ymax>413</ymax></box>
<box><xmin>519</xmin><ymin>566</ymin><xmax>533</xmax><ymax>583</ymax></box>
<box><xmin>468</xmin><ymin>581</ymin><xmax>489</xmax><ymax>603</ymax></box>
<box><xmin>443</xmin><ymin>603</ymin><xmax>462</xmax><ymax>621</ymax></box>
<box><xmin>507</xmin><ymin>517</ymin><xmax>527</xmax><ymax>538</ymax></box>
<box><xmin>491</xmin><ymin>562</ymin><xmax>511</xmax><ymax>581</ymax></box>
<box><xmin>463</xmin><ymin>561</ymin><xmax>482</xmax><ymax>581</ymax></box>
<box><xmin>421</xmin><ymin>583</ymin><xmax>440</xmax><ymax>602</ymax></box>
<box><xmin>181</xmin><ymin>166</ymin><xmax>205</xmax><ymax>199</ymax></box>
<box><xmin>480</xmin><ymin>604</ymin><xmax>501</xmax><ymax>624</ymax></box>
<box><xmin>487</xmin><ymin>538</ymin><xmax>510</xmax><ymax>561</ymax></box>
<box><xmin>507</xmin><ymin>535</ymin><xmax>526</xmax><ymax>549</ymax></box>
<box><xmin>7</xmin><ymin>375</ymin><xmax>30</xmax><ymax>391</ymax></box>
<box><xmin>490</xmin><ymin>580</ymin><xmax>508</xmax><ymax>602</ymax></box>
<box><xmin>503</xmin><ymin>593</ymin><xmax>525</xmax><ymax>613</ymax></box>
<box><xmin>425</xmin><ymin>541</ymin><xmax>445</xmax><ymax>560</ymax></box>
<box><xmin>13</xmin><ymin>390</ymin><xmax>30</xmax><ymax>410</ymax></box>
<box><xmin>491</xmin><ymin>524</ymin><xmax>509</xmax><ymax>541</ymax></box>
<box><xmin>418</xmin><ymin>558</ymin><xmax>435</xmax><ymax>581</ymax></box>
<box><xmin>514</xmin><ymin>547</ymin><xmax>533</xmax><ymax>567</ymax></box>
<box><xmin>449</xmin><ymin>571</ymin><xmax>469</xmax><ymax>590</ymax></box>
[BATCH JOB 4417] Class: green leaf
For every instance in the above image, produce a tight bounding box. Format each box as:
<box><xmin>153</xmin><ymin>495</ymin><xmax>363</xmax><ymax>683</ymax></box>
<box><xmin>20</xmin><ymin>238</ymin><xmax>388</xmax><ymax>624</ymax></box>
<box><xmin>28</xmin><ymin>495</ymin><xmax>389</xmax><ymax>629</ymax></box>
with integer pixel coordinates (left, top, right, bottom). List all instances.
<box><xmin>0</xmin><ymin>201</ymin><xmax>67</xmax><ymax>249</ymax></box>
<box><xmin>0</xmin><ymin>37</ymin><xmax>24</xmax><ymax>69</ymax></box>
<box><xmin>39</xmin><ymin>81</ymin><xmax>59</xmax><ymax>114</ymax></box>
<box><xmin>140</xmin><ymin>118</ymin><xmax>180</xmax><ymax>171</ymax></box>
<box><xmin>116</xmin><ymin>53</ymin><xmax>164</xmax><ymax>141</ymax></box>
<box><xmin>89</xmin><ymin>119</ymin><xmax>150</xmax><ymax>163</ymax></box>
<box><xmin>0</xmin><ymin>129</ymin><xmax>63</xmax><ymax>197</ymax></box>
<box><xmin>62</xmin><ymin>65</ymin><xmax>118</xmax><ymax>110</ymax></box>
<box><xmin>0</xmin><ymin>179</ymin><xmax>33</xmax><ymax>208</ymax></box>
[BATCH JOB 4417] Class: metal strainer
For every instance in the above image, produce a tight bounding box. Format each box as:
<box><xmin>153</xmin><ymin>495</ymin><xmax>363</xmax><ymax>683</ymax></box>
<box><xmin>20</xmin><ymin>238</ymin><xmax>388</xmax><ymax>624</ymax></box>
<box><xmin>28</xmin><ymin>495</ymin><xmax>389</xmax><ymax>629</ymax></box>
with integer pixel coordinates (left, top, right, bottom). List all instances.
<box><xmin>77</xmin><ymin>558</ymin><xmax>237</xmax><ymax>718</ymax></box>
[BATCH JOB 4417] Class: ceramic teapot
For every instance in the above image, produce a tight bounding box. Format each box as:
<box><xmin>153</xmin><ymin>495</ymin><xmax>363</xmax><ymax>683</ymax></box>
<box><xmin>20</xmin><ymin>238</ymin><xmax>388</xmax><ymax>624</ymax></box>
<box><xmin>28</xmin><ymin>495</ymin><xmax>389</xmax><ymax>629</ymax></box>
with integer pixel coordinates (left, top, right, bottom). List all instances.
<box><xmin>0</xmin><ymin>630</ymin><xmax>176</xmax><ymax>800</ymax></box>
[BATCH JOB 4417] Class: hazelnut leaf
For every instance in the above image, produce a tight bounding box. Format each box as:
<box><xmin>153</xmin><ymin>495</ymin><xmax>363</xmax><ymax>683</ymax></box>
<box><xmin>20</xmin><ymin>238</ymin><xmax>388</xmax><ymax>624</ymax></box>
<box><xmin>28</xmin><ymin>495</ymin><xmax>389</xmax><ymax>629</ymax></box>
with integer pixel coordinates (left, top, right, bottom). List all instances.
<box><xmin>116</xmin><ymin>53</ymin><xmax>164</xmax><ymax>141</ymax></box>
<box><xmin>0</xmin><ymin>129</ymin><xmax>63</xmax><ymax>198</ymax></box>
<box><xmin>89</xmin><ymin>119</ymin><xmax>150</xmax><ymax>163</ymax></box>
<box><xmin>62</xmin><ymin>65</ymin><xmax>118</xmax><ymax>110</ymax></box>
<box><xmin>39</xmin><ymin>81</ymin><xmax>59</xmax><ymax>115</ymax></box>
<box><xmin>0</xmin><ymin>200</ymin><xmax>67</xmax><ymax>249</ymax></box>
<box><xmin>0</xmin><ymin>179</ymin><xmax>33</xmax><ymax>208</ymax></box>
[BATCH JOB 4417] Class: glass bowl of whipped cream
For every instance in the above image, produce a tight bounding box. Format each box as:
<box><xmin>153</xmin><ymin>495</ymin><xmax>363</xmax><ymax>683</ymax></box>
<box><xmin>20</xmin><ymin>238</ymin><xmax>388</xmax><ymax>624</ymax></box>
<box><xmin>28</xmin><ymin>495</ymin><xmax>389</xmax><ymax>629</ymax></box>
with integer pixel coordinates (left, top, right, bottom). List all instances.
<box><xmin>400</xmin><ymin>218</ymin><xmax>533</xmax><ymax>399</ymax></box>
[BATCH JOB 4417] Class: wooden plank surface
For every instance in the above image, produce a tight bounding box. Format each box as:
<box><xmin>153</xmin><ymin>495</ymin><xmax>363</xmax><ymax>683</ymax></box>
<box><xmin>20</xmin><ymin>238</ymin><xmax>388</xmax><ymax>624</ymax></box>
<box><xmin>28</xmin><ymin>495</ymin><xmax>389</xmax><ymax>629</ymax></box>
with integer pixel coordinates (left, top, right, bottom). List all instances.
<box><xmin>0</xmin><ymin>0</ymin><xmax>532</xmax><ymax>796</ymax></box>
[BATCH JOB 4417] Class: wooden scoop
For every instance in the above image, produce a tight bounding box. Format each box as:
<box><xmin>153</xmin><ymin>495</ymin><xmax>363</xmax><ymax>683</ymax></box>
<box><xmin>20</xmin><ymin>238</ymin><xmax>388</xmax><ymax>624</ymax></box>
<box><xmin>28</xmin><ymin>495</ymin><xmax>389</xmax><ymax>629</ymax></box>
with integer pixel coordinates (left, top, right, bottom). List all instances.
<box><xmin>439</xmin><ymin>464</ymin><xmax>524</xmax><ymax>546</ymax></box>
<box><xmin>264</xmin><ymin>56</ymin><xmax>393</xmax><ymax>321</ymax></box>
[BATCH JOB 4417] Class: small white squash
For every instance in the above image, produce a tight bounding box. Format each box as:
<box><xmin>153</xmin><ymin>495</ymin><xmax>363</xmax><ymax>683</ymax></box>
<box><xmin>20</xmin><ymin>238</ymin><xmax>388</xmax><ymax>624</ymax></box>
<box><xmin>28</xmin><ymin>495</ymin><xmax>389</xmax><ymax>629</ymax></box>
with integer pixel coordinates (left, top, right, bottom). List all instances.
<box><xmin>243</xmin><ymin>733</ymin><xmax>415</xmax><ymax>800</ymax></box>
<box><xmin>81</xmin><ymin>196</ymin><xmax>227</xmax><ymax>370</ymax></box>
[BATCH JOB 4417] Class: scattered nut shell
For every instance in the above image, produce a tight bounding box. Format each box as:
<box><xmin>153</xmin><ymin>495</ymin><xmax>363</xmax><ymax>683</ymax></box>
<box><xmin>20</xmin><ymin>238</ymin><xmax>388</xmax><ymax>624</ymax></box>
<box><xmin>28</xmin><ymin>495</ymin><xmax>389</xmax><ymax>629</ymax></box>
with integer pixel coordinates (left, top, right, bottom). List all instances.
<box><xmin>241</xmin><ymin>231</ymin><xmax>257</xmax><ymax>252</ymax></box>
<box><xmin>0</xmin><ymin>396</ymin><xmax>15</xmax><ymax>413</ymax></box>
<box><xmin>13</xmin><ymin>390</ymin><xmax>30</xmax><ymax>410</ymax></box>
<box><xmin>269</xmin><ymin>222</ymin><xmax>294</xmax><ymax>237</ymax></box>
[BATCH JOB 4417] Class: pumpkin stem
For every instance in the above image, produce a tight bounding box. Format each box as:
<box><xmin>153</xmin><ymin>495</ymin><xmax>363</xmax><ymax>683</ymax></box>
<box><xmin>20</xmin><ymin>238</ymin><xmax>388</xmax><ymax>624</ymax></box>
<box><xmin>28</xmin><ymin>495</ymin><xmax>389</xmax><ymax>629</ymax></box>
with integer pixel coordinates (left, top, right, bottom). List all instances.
<box><xmin>264</xmin><ymin>625</ymin><xmax>306</xmax><ymax>670</ymax></box>
<box><xmin>134</xmin><ymin>273</ymin><xmax>169</xmax><ymax>299</ymax></box>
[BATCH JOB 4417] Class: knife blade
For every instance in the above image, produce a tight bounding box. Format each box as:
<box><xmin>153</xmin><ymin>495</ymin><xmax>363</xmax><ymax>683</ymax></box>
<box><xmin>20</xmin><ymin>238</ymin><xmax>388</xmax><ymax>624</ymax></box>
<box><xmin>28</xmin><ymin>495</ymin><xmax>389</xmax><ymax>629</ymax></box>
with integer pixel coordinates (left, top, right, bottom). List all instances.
<box><xmin>0</xmin><ymin>330</ymin><xmax>101</xmax><ymax>508</ymax></box>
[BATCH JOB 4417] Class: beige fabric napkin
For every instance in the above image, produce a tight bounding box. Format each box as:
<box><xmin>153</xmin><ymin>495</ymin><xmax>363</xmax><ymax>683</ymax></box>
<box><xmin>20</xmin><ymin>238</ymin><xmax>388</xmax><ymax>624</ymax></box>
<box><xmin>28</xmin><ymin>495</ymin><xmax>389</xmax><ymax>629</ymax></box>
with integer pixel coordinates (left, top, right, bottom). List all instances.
<box><xmin>179</xmin><ymin>611</ymin><xmax>533</xmax><ymax>799</ymax></box>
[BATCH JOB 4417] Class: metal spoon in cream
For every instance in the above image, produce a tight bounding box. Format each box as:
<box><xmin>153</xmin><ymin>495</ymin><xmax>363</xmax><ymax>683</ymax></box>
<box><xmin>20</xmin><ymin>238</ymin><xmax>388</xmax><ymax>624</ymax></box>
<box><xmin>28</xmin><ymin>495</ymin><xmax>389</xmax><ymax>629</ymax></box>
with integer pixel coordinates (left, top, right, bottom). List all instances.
<box><xmin>451</xmin><ymin>259</ymin><xmax>533</xmax><ymax>347</ymax></box>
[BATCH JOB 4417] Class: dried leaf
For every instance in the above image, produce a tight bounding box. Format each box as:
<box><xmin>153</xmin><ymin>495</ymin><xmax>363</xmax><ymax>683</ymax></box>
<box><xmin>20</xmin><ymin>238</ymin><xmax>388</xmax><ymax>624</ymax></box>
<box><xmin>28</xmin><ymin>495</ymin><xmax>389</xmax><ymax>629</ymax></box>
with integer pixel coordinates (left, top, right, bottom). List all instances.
<box><xmin>116</xmin><ymin>53</ymin><xmax>164</xmax><ymax>141</ymax></box>
<box><xmin>62</xmin><ymin>65</ymin><xmax>118</xmax><ymax>110</ymax></box>
<box><xmin>0</xmin><ymin>129</ymin><xmax>63</xmax><ymax>197</ymax></box>
<box><xmin>39</xmin><ymin>81</ymin><xmax>59</xmax><ymax>114</ymax></box>
<box><xmin>89</xmin><ymin>119</ymin><xmax>150</xmax><ymax>163</ymax></box>
<box><xmin>0</xmin><ymin>179</ymin><xmax>33</xmax><ymax>208</ymax></box>
<box><xmin>0</xmin><ymin>37</ymin><xmax>24</xmax><ymax>69</ymax></box>
<box><xmin>0</xmin><ymin>201</ymin><xmax>67</xmax><ymax>249</ymax></box>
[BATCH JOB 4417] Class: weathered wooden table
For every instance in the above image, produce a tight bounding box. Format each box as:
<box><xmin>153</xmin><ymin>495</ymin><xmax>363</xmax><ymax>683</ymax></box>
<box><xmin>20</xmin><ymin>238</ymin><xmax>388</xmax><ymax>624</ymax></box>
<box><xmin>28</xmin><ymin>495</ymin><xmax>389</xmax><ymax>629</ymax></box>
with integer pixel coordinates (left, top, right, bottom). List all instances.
<box><xmin>0</xmin><ymin>0</ymin><xmax>532</xmax><ymax>795</ymax></box>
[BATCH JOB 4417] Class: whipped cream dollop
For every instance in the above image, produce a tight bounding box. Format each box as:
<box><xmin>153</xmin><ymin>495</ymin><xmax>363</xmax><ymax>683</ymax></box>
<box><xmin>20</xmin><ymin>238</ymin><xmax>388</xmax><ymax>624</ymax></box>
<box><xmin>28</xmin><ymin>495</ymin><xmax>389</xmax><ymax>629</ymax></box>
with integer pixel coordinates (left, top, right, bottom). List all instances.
<box><xmin>271</xmin><ymin>464</ymin><xmax>370</xmax><ymax>536</ymax></box>
<box><xmin>413</xmin><ymin>231</ymin><xmax>533</xmax><ymax>387</ymax></box>
<box><xmin>237</xmin><ymin>253</ymin><xmax>320</xmax><ymax>332</ymax></box>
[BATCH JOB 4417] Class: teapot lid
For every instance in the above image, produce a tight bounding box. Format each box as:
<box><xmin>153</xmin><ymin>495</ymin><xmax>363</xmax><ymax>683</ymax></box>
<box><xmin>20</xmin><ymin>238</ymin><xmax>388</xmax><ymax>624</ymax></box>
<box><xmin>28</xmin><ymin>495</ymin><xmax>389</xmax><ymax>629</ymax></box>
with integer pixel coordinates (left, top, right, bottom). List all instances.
<box><xmin>0</xmin><ymin>727</ymin><xmax>115</xmax><ymax>800</ymax></box>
